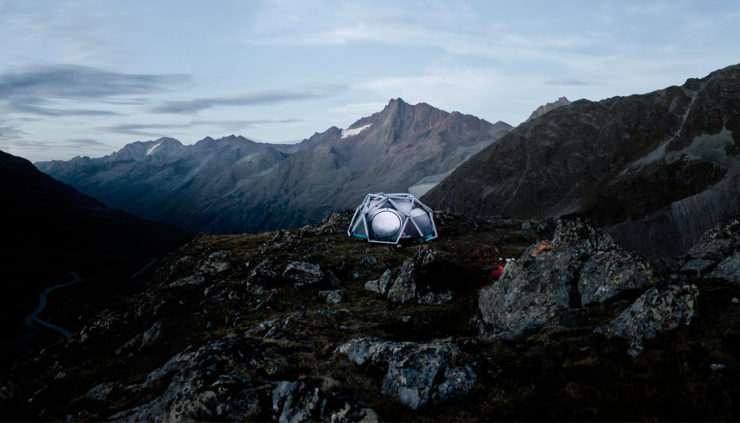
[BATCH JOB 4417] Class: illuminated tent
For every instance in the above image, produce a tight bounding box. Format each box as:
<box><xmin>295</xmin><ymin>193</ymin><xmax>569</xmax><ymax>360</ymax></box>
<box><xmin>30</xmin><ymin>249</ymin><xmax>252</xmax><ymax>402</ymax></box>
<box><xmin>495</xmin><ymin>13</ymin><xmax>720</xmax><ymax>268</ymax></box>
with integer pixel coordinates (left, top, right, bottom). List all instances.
<box><xmin>347</xmin><ymin>193</ymin><xmax>438</xmax><ymax>244</ymax></box>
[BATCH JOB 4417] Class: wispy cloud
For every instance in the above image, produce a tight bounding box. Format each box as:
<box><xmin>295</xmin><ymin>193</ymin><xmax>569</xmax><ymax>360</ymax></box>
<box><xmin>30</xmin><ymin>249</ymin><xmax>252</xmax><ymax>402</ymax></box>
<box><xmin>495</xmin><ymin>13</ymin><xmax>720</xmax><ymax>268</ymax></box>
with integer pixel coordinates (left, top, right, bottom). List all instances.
<box><xmin>0</xmin><ymin>124</ymin><xmax>26</xmax><ymax>139</ymax></box>
<box><xmin>104</xmin><ymin>118</ymin><xmax>303</xmax><ymax>137</ymax></box>
<box><xmin>0</xmin><ymin>64</ymin><xmax>189</xmax><ymax>117</ymax></box>
<box><xmin>66</xmin><ymin>138</ymin><xmax>111</xmax><ymax>147</ymax></box>
<box><xmin>149</xmin><ymin>86</ymin><xmax>345</xmax><ymax>114</ymax></box>
<box><xmin>544</xmin><ymin>78</ymin><xmax>593</xmax><ymax>86</ymax></box>
<box><xmin>0</xmin><ymin>64</ymin><xmax>189</xmax><ymax>99</ymax></box>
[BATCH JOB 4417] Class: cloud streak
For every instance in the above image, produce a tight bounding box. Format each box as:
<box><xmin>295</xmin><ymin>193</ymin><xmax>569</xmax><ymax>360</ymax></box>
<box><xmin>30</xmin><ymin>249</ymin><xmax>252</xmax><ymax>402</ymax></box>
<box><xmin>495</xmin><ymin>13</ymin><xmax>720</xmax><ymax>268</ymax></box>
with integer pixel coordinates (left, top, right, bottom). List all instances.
<box><xmin>0</xmin><ymin>64</ymin><xmax>190</xmax><ymax>117</ymax></box>
<box><xmin>104</xmin><ymin>118</ymin><xmax>303</xmax><ymax>137</ymax></box>
<box><xmin>0</xmin><ymin>64</ymin><xmax>189</xmax><ymax>99</ymax></box>
<box><xmin>148</xmin><ymin>86</ymin><xmax>345</xmax><ymax>114</ymax></box>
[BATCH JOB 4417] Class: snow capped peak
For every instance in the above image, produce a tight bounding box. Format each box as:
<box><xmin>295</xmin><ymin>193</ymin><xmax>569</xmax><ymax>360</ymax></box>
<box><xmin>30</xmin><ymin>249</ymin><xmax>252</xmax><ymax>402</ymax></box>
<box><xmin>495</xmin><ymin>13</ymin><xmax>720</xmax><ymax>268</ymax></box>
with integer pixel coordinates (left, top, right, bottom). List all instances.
<box><xmin>341</xmin><ymin>123</ymin><xmax>372</xmax><ymax>139</ymax></box>
<box><xmin>146</xmin><ymin>141</ymin><xmax>162</xmax><ymax>156</ymax></box>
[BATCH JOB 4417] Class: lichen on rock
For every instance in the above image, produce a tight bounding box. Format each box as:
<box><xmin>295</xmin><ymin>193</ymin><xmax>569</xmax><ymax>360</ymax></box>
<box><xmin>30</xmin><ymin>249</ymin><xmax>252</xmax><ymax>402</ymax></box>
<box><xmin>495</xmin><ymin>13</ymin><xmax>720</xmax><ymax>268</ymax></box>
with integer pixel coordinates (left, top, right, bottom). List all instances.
<box><xmin>594</xmin><ymin>282</ymin><xmax>699</xmax><ymax>356</ymax></box>
<box><xmin>336</xmin><ymin>338</ymin><xmax>476</xmax><ymax>410</ymax></box>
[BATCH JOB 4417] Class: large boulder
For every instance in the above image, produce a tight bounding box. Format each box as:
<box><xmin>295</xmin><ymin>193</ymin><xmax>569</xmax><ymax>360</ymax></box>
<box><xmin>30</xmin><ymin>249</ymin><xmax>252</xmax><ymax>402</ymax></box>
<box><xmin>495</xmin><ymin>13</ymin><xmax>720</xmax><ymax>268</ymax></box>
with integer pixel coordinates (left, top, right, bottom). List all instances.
<box><xmin>366</xmin><ymin>248</ymin><xmax>455</xmax><ymax>305</ymax></box>
<box><xmin>678</xmin><ymin>217</ymin><xmax>740</xmax><ymax>283</ymax></box>
<box><xmin>479</xmin><ymin>218</ymin><xmax>656</xmax><ymax>339</ymax></box>
<box><xmin>110</xmin><ymin>338</ymin><xmax>267</xmax><ymax>422</ymax></box>
<box><xmin>336</xmin><ymin>338</ymin><xmax>476</xmax><ymax>410</ymax></box>
<box><xmin>595</xmin><ymin>282</ymin><xmax>699</xmax><ymax>356</ymax></box>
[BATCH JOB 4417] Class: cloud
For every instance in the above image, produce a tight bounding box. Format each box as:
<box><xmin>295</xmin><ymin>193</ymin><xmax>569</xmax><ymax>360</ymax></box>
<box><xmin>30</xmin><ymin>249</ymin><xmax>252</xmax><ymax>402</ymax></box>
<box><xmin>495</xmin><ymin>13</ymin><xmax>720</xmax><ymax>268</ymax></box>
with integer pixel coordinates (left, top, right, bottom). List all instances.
<box><xmin>4</xmin><ymin>139</ymin><xmax>56</xmax><ymax>150</ymax></box>
<box><xmin>0</xmin><ymin>64</ymin><xmax>189</xmax><ymax>117</ymax></box>
<box><xmin>104</xmin><ymin>118</ymin><xmax>303</xmax><ymax>137</ymax></box>
<box><xmin>0</xmin><ymin>124</ymin><xmax>26</xmax><ymax>139</ymax></box>
<box><xmin>544</xmin><ymin>78</ymin><xmax>593</xmax><ymax>86</ymax></box>
<box><xmin>0</xmin><ymin>64</ymin><xmax>189</xmax><ymax>99</ymax></box>
<box><xmin>149</xmin><ymin>86</ymin><xmax>345</xmax><ymax>114</ymax></box>
<box><xmin>7</xmin><ymin>99</ymin><xmax>119</xmax><ymax>116</ymax></box>
<box><xmin>66</xmin><ymin>138</ymin><xmax>111</xmax><ymax>147</ymax></box>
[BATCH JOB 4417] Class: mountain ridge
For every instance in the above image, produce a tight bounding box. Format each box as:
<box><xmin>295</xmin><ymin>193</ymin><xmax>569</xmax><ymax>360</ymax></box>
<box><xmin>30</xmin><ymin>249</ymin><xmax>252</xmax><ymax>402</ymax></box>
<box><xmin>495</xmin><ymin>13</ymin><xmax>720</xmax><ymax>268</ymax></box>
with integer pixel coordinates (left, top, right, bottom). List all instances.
<box><xmin>423</xmin><ymin>63</ymin><xmax>740</xmax><ymax>260</ymax></box>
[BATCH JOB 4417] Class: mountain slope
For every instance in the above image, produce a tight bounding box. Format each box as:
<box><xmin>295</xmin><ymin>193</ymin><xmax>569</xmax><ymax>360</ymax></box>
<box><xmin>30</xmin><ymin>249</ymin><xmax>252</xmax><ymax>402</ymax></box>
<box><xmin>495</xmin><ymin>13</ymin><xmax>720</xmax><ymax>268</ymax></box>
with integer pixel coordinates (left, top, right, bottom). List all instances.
<box><xmin>38</xmin><ymin>100</ymin><xmax>511</xmax><ymax>234</ymax></box>
<box><xmin>0</xmin><ymin>149</ymin><xmax>191</xmax><ymax>332</ymax></box>
<box><xmin>423</xmin><ymin>63</ymin><xmax>740</xmax><ymax>260</ymax></box>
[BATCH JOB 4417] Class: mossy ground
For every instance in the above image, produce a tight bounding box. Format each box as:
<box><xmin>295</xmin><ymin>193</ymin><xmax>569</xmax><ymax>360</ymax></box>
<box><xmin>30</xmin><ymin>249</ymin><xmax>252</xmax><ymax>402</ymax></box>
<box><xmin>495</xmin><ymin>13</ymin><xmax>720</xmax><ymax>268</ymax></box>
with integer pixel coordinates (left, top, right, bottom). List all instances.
<box><xmin>4</xmin><ymin>212</ymin><xmax>740</xmax><ymax>421</ymax></box>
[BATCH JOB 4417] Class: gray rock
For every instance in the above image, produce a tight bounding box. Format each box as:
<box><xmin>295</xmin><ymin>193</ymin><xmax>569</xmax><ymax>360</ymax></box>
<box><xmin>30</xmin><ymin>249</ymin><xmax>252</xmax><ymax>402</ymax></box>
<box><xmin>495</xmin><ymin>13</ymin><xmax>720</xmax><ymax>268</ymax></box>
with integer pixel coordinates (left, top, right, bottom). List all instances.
<box><xmin>417</xmin><ymin>290</ymin><xmax>454</xmax><ymax>305</ymax></box>
<box><xmin>272</xmin><ymin>379</ymin><xmax>380</xmax><ymax>423</ymax></box>
<box><xmin>283</xmin><ymin>262</ymin><xmax>324</xmax><ymax>287</ymax></box>
<box><xmin>167</xmin><ymin>274</ymin><xmax>206</xmax><ymax>289</ymax></box>
<box><xmin>360</xmin><ymin>256</ymin><xmax>379</xmax><ymax>267</ymax></box>
<box><xmin>595</xmin><ymin>283</ymin><xmax>699</xmax><ymax>356</ymax></box>
<box><xmin>87</xmin><ymin>382</ymin><xmax>116</xmax><ymax>401</ymax></box>
<box><xmin>336</xmin><ymin>338</ymin><xmax>476</xmax><ymax>410</ymax></box>
<box><xmin>319</xmin><ymin>289</ymin><xmax>346</xmax><ymax>304</ymax></box>
<box><xmin>578</xmin><ymin>250</ymin><xmax>655</xmax><ymax>305</ymax></box>
<box><xmin>139</xmin><ymin>321</ymin><xmax>164</xmax><ymax>350</ymax></box>
<box><xmin>383</xmin><ymin>248</ymin><xmax>452</xmax><ymax>305</ymax></box>
<box><xmin>115</xmin><ymin>334</ymin><xmax>142</xmax><ymax>356</ymax></box>
<box><xmin>249</xmin><ymin>259</ymin><xmax>280</xmax><ymax>284</ymax></box>
<box><xmin>679</xmin><ymin>218</ymin><xmax>739</xmax><ymax>278</ymax></box>
<box><xmin>111</xmin><ymin>337</ymin><xmax>267</xmax><ymax>422</ymax></box>
<box><xmin>710</xmin><ymin>363</ymin><xmax>727</xmax><ymax>372</ymax></box>
<box><xmin>377</xmin><ymin>269</ymin><xmax>394</xmax><ymax>294</ymax></box>
<box><xmin>198</xmin><ymin>251</ymin><xmax>232</xmax><ymax>275</ymax></box>
<box><xmin>707</xmin><ymin>252</ymin><xmax>740</xmax><ymax>284</ymax></box>
<box><xmin>479</xmin><ymin>219</ymin><xmax>656</xmax><ymax>339</ymax></box>
<box><xmin>364</xmin><ymin>279</ymin><xmax>382</xmax><ymax>294</ymax></box>
<box><xmin>386</xmin><ymin>258</ymin><xmax>417</xmax><ymax>304</ymax></box>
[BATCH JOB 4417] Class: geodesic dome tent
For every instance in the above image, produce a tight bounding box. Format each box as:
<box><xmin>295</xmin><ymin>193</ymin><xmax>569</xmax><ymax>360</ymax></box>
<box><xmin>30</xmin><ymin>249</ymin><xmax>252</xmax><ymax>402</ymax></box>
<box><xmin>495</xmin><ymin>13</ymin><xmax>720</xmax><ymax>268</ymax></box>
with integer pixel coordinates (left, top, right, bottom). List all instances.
<box><xmin>347</xmin><ymin>193</ymin><xmax>438</xmax><ymax>244</ymax></box>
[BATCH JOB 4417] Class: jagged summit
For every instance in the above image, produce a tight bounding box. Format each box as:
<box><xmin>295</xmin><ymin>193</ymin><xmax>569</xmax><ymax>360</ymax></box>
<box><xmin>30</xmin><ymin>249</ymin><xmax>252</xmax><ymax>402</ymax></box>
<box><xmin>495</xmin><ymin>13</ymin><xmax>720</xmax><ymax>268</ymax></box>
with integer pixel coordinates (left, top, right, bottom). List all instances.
<box><xmin>525</xmin><ymin>96</ymin><xmax>571</xmax><ymax>122</ymax></box>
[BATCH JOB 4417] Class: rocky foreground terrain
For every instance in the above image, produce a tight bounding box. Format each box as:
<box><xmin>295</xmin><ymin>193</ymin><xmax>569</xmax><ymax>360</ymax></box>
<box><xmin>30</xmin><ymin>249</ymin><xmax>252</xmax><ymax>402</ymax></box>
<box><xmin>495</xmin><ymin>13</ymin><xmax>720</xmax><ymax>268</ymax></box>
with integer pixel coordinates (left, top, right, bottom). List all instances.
<box><xmin>3</xmin><ymin>213</ymin><xmax>739</xmax><ymax>421</ymax></box>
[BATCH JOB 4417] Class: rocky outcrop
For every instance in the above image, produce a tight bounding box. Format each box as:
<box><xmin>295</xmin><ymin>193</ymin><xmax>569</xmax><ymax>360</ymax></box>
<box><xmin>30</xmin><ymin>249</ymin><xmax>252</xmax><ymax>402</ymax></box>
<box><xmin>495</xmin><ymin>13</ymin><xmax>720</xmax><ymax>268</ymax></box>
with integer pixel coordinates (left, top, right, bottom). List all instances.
<box><xmin>365</xmin><ymin>248</ymin><xmax>455</xmax><ymax>305</ymax></box>
<box><xmin>479</xmin><ymin>219</ymin><xmax>655</xmax><ymax>338</ymax></box>
<box><xmin>282</xmin><ymin>261</ymin><xmax>324</xmax><ymax>287</ymax></box>
<box><xmin>111</xmin><ymin>338</ymin><xmax>270</xmax><ymax>422</ymax></box>
<box><xmin>525</xmin><ymin>96</ymin><xmax>571</xmax><ymax>122</ymax></box>
<box><xmin>197</xmin><ymin>251</ymin><xmax>232</xmax><ymax>275</ymax></box>
<box><xmin>337</xmin><ymin>338</ymin><xmax>476</xmax><ymax>410</ymax></box>
<box><xmin>272</xmin><ymin>379</ymin><xmax>379</xmax><ymax>423</ymax></box>
<box><xmin>595</xmin><ymin>283</ymin><xmax>699</xmax><ymax>356</ymax></box>
<box><xmin>678</xmin><ymin>217</ymin><xmax>740</xmax><ymax>283</ymax></box>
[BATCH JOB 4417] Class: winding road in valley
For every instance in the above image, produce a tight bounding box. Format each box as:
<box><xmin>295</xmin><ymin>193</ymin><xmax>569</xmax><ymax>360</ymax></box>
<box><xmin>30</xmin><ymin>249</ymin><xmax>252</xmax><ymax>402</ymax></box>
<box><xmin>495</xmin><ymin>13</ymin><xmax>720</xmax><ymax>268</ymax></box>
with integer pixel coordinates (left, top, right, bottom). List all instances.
<box><xmin>30</xmin><ymin>258</ymin><xmax>158</xmax><ymax>338</ymax></box>
<box><xmin>30</xmin><ymin>272</ymin><xmax>82</xmax><ymax>338</ymax></box>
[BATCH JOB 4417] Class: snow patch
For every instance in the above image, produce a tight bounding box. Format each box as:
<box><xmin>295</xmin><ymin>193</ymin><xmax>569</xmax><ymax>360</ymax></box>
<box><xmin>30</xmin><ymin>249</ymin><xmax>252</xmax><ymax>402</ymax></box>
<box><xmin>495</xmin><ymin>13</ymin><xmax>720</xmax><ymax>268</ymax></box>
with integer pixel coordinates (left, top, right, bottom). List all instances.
<box><xmin>146</xmin><ymin>141</ymin><xmax>162</xmax><ymax>156</ymax></box>
<box><xmin>341</xmin><ymin>123</ymin><xmax>372</xmax><ymax>139</ymax></box>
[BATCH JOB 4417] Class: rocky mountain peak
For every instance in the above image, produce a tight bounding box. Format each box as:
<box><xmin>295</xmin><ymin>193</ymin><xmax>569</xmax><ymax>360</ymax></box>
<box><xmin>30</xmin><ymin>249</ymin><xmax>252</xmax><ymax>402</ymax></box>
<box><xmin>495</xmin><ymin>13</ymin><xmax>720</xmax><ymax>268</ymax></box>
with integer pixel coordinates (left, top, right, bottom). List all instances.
<box><xmin>525</xmin><ymin>96</ymin><xmax>571</xmax><ymax>122</ymax></box>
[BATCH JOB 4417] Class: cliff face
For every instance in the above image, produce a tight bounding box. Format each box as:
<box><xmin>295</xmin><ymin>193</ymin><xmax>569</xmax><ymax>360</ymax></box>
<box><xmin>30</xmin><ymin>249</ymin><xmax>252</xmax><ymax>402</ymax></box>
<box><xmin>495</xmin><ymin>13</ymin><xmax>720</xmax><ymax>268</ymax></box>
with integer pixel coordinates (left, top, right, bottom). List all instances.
<box><xmin>424</xmin><ymin>64</ymin><xmax>740</xmax><ymax>260</ymax></box>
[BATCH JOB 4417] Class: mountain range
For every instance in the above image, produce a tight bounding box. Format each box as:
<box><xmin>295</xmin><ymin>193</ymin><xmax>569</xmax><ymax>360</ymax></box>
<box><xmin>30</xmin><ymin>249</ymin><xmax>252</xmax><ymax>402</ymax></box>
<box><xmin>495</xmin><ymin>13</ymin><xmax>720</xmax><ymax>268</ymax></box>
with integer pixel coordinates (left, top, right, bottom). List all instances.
<box><xmin>38</xmin><ymin>99</ymin><xmax>511</xmax><ymax>234</ymax></box>
<box><xmin>424</xmin><ymin>64</ymin><xmax>740</xmax><ymax>260</ymax></box>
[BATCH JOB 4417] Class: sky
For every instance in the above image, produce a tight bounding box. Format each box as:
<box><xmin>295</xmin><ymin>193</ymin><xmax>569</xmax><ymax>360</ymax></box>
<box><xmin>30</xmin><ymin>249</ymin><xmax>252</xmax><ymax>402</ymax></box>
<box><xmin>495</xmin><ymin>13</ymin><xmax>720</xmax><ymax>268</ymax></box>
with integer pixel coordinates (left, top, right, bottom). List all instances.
<box><xmin>1</xmin><ymin>0</ymin><xmax>740</xmax><ymax>162</ymax></box>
